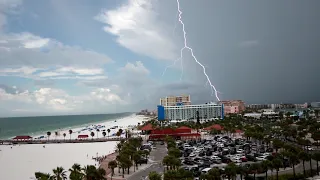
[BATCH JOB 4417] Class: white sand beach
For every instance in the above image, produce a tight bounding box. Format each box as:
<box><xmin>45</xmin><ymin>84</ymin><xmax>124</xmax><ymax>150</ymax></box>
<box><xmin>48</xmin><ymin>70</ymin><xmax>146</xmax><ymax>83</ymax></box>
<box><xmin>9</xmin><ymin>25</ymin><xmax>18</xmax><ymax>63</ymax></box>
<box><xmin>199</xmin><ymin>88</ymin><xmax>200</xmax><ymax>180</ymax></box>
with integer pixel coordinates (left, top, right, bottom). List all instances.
<box><xmin>0</xmin><ymin>114</ymin><xmax>150</xmax><ymax>180</ymax></box>
<box><xmin>29</xmin><ymin>114</ymin><xmax>150</xmax><ymax>141</ymax></box>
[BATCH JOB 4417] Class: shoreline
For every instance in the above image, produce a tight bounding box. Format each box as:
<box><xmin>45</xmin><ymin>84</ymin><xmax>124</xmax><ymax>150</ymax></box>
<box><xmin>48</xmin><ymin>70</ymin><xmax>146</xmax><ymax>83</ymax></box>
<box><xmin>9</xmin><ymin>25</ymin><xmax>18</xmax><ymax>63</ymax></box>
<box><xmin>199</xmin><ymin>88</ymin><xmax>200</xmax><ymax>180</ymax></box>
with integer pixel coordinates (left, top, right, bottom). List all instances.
<box><xmin>2</xmin><ymin>113</ymin><xmax>139</xmax><ymax>140</ymax></box>
<box><xmin>0</xmin><ymin>137</ymin><xmax>121</xmax><ymax>145</ymax></box>
<box><xmin>0</xmin><ymin>112</ymin><xmax>134</xmax><ymax>140</ymax></box>
<box><xmin>0</xmin><ymin>114</ymin><xmax>150</xmax><ymax>180</ymax></box>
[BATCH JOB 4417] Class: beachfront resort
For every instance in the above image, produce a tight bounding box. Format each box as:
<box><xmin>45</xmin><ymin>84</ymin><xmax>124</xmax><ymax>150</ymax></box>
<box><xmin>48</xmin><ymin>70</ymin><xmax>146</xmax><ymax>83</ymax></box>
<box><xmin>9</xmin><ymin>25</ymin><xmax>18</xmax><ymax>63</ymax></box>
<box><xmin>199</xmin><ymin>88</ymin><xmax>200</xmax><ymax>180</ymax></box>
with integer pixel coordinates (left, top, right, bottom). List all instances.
<box><xmin>1</xmin><ymin>96</ymin><xmax>320</xmax><ymax>179</ymax></box>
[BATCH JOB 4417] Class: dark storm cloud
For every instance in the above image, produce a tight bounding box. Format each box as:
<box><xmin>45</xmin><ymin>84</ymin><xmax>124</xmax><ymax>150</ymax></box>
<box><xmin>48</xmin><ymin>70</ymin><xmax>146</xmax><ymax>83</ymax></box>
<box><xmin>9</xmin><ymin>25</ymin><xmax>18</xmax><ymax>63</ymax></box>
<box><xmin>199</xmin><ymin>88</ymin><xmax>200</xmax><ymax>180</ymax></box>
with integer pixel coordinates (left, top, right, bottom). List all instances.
<box><xmin>169</xmin><ymin>0</ymin><xmax>320</xmax><ymax>103</ymax></box>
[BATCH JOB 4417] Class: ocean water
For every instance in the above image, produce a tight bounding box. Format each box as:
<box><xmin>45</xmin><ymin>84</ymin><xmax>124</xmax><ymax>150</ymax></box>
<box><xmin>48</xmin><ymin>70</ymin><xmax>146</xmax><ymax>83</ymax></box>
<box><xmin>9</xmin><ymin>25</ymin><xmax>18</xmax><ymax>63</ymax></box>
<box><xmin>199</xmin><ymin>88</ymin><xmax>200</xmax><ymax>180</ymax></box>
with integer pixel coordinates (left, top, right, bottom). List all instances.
<box><xmin>0</xmin><ymin>112</ymin><xmax>132</xmax><ymax>139</ymax></box>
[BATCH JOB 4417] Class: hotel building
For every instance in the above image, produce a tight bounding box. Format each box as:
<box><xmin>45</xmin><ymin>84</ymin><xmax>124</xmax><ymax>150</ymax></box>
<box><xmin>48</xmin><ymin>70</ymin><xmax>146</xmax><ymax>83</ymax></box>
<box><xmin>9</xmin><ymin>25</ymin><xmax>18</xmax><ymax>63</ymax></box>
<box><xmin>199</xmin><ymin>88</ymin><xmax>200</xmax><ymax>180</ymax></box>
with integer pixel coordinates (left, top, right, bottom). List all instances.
<box><xmin>160</xmin><ymin>95</ymin><xmax>191</xmax><ymax>106</ymax></box>
<box><xmin>219</xmin><ymin>100</ymin><xmax>245</xmax><ymax>114</ymax></box>
<box><xmin>157</xmin><ymin>102</ymin><xmax>224</xmax><ymax>121</ymax></box>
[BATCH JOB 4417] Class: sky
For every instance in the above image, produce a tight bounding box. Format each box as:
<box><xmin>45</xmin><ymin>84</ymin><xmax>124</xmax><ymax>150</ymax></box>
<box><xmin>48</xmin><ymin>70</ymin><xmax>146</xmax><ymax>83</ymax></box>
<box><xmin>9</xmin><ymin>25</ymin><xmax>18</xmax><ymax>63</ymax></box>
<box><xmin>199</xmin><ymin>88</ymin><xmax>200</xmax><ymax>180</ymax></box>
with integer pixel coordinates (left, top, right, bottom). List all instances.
<box><xmin>0</xmin><ymin>0</ymin><xmax>319</xmax><ymax>117</ymax></box>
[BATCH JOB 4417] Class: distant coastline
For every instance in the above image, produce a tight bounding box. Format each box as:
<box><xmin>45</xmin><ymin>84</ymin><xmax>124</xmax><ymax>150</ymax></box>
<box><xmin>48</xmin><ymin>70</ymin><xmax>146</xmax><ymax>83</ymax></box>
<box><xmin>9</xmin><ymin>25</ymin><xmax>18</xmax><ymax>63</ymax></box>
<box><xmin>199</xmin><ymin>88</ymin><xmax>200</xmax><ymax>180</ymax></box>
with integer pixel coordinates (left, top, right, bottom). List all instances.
<box><xmin>0</xmin><ymin>112</ymin><xmax>134</xmax><ymax>139</ymax></box>
<box><xmin>0</xmin><ymin>112</ymin><xmax>135</xmax><ymax>118</ymax></box>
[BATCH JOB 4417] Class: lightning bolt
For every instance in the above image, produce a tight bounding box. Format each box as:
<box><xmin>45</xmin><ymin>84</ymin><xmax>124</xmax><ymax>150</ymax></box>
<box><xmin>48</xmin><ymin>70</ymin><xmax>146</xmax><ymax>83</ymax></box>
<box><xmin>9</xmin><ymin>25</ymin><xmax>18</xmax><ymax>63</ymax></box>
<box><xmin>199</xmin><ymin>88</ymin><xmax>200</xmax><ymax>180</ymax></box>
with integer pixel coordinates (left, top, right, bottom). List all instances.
<box><xmin>162</xmin><ymin>10</ymin><xmax>184</xmax><ymax>81</ymax></box>
<box><xmin>175</xmin><ymin>0</ymin><xmax>221</xmax><ymax>101</ymax></box>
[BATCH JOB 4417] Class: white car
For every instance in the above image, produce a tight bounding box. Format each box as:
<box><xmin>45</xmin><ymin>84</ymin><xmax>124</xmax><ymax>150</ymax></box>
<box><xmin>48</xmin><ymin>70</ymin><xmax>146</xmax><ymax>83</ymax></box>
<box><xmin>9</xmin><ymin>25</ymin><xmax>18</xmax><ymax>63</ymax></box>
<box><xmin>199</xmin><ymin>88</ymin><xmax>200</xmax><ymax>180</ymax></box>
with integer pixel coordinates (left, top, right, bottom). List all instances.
<box><xmin>210</xmin><ymin>156</ymin><xmax>221</xmax><ymax>161</ymax></box>
<box><xmin>237</xmin><ymin>149</ymin><xmax>244</xmax><ymax>154</ymax></box>
<box><xmin>263</xmin><ymin>153</ymin><xmax>271</xmax><ymax>156</ymax></box>
<box><xmin>256</xmin><ymin>156</ymin><xmax>268</xmax><ymax>161</ymax></box>
<box><xmin>231</xmin><ymin>157</ymin><xmax>242</xmax><ymax>163</ymax></box>
<box><xmin>307</xmin><ymin>146</ymin><xmax>314</xmax><ymax>151</ymax></box>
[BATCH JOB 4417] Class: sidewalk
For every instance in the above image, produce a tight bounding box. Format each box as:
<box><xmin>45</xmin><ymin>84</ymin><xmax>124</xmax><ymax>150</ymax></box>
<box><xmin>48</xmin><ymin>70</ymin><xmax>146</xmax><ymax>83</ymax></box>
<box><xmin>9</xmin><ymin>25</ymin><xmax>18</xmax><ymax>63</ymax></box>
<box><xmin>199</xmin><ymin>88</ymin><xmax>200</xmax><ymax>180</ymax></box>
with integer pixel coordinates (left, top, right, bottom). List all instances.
<box><xmin>99</xmin><ymin>152</ymin><xmax>154</xmax><ymax>180</ymax></box>
<box><xmin>99</xmin><ymin>152</ymin><xmax>124</xmax><ymax>180</ymax></box>
<box><xmin>107</xmin><ymin>163</ymin><xmax>153</xmax><ymax>180</ymax></box>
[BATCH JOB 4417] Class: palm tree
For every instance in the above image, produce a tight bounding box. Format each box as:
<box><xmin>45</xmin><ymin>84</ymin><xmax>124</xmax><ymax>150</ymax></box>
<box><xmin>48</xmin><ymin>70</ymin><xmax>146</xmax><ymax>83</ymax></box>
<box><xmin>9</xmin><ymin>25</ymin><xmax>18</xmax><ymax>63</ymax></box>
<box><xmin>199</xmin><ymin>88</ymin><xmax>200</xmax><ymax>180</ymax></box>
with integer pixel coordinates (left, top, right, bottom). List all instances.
<box><xmin>55</xmin><ymin>132</ymin><xmax>58</xmax><ymax>140</ymax></box>
<box><xmin>200</xmin><ymin>168</ymin><xmax>220</xmax><ymax>180</ymax></box>
<box><xmin>68</xmin><ymin>129</ymin><xmax>73</xmax><ymax>140</ymax></box>
<box><xmin>35</xmin><ymin>172</ymin><xmax>52</xmax><ymax>180</ymax></box>
<box><xmin>272</xmin><ymin>158</ymin><xmax>283</xmax><ymax>180</ymax></box>
<box><xmin>287</xmin><ymin>152</ymin><xmax>299</xmax><ymax>178</ymax></box>
<box><xmin>272</xmin><ymin>138</ymin><xmax>283</xmax><ymax>153</ymax></box>
<box><xmin>298</xmin><ymin>151</ymin><xmax>310</xmax><ymax>176</ymax></box>
<box><xmin>162</xmin><ymin>155</ymin><xmax>172</xmax><ymax>170</ymax></box>
<box><xmin>63</xmin><ymin>133</ymin><xmax>66</xmax><ymax>140</ymax></box>
<box><xmin>47</xmin><ymin>132</ymin><xmax>51</xmax><ymax>140</ymax></box>
<box><xmin>102</xmin><ymin>131</ymin><xmax>106</xmax><ymax>138</ymax></box>
<box><xmin>249</xmin><ymin>163</ymin><xmax>260</xmax><ymax>179</ymax></box>
<box><xmin>118</xmin><ymin>129</ymin><xmax>123</xmax><ymax>137</ymax></box>
<box><xmin>312</xmin><ymin>152</ymin><xmax>320</xmax><ymax>175</ymax></box>
<box><xmin>107</xmin><ymin>129</ymin><xmax>110</xmax><ymax>138</ymax></box>
<box><xmin>52</xmin><ymin>167</ymin><xmax>67</xmax><ymax>180</ymax></box>
<box><xmin>236</xmin><ymin>165</ymin><xmax>246</xmax><ymax>180</ymax></box>
<box><xmin>116</xmin><ymin>131</ymin><xmax>121</xmax><ymax>139</ymax></box>
<box><xmin>95</xmin><ymin>168</ymin><xmax>107</xmax><ymax>180</ymax></box>
<box><xmin>149</xmin><ymin>171</ymin><xmax>162</xmax><ymax>180</ymax></box>
<box><xmin>224</xmin><ymin>162</ymin><xmax>237</xmax><ymax>180</ymax></box>
<box><xmin>261</xmin><ymin>160</ymin><xmax>271</xmax><ymax>180</ymax></box>
<box><xmin>82</xmin><ymin>165</ymin><xmax>98</xmax><ymax>180</ymax></box>
<box><xmin>90</xmin><ymin>132</ymin><xmax>95</xmax><ymax>139</ymax></box>
<box><xmin>69</xmin><ymin>163</ymin><xmax>83</xmax><ymax>180</ymax></box>
<box><xmin>108</xmin><ymin>160</ymin><xmax>117</xmax><ymax>180</ymax></box>
<box><xmin>133</xmin><ymin>152</ymin><xmax>141</xmax><ymax>171</ymax></box>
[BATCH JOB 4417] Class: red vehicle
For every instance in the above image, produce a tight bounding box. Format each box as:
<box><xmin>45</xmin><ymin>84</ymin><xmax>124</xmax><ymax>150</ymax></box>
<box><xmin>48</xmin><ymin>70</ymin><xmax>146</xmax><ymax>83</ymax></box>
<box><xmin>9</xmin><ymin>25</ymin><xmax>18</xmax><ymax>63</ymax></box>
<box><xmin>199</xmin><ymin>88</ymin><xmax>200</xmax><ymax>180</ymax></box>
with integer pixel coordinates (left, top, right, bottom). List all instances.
<box><xmin>241</xmin><ymin>156</ymin><xmax>248</xmax><ymax>162</ymax></box>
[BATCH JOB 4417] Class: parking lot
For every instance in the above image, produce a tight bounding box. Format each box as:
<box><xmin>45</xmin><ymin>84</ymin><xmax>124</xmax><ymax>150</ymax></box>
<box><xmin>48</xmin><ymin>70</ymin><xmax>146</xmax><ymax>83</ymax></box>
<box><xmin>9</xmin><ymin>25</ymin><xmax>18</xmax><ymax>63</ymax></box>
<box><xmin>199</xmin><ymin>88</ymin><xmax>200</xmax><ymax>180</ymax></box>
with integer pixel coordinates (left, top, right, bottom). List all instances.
<box><xmin>177</xmin><ymin>135</ymin><xmax>292</xmax><ymax>177</ymax></box>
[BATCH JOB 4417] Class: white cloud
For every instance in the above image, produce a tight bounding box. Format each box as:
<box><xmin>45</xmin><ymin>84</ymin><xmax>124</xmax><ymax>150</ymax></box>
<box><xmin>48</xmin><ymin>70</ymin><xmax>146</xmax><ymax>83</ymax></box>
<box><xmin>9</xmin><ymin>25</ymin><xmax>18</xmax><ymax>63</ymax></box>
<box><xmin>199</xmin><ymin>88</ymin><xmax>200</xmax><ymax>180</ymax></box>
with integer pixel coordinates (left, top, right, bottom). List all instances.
<box><xmin>0</xmin><ymin>33</ymin><xmax>112</xmax><ymax>68</ymax></box>
<box><xmin>23</xmin><ymin>38</ymin><xmax>50</xmax><ymax>49</ymax></box>
<box><xmin>56</xmin><ymin>67</ymin><xmax>104</xmax><ymax>75</ymax></box>
<box><xmin>0</xmin><ymin>33</ymin><xmax>110</xmax><ymax>80</ymax></box>
<box><xmin>0</xmin><ymin>86</ymin><xmax>126</xmax><ymax>114</ymax></box>
<box><xmin>37</xmin><ymin>71</ymin><xmax>64</xmax><ymax>77</ymax></box>
<box><xmin>119</xmin><ymin>61</ymin><xmax>150</xmax><ymax>75</ymax></box>
<box><xmin>90</xmin><ymin>88</ymin><xmax>125</xmax><ymax>104</ymax></box>
<box><xmin>95</xmin><ymin>0</ymin><xmax>177</xmax><ymax>61</ymax></box>
<box><xmin>49</xmin><ymin>75</ymin><xmax>107</xmax><ymax>80</ymax></box>
<box><xmin>0</xmin><ymin>66</ymin><xmax>39</xmax><ymax>75</ymax></box>
<box><xmin>0</xmin><ymin>65</ymin><xmax>108</xmax><ymax>81</ymax></box>
<box><xmin>36</xmin><ymin>67</ymin><xmax>105</xmax><ymax>77</ymax></box>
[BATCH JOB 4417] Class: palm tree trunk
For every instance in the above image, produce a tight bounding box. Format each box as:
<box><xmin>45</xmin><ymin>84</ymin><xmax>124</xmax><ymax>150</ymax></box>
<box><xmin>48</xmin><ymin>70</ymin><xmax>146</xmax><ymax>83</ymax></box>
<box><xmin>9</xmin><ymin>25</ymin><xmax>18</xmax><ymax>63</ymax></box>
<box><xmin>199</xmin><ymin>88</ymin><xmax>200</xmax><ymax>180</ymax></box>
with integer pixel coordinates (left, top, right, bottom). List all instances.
<box><xmin>303</xmin><ymin>160</ymin><xmax>306</xmax><ymax>177</ymax></box>
<box><xmin>292</xmin><ymin>164</ymin><xmax>296</xmax><ymax>178</ymax></box>
<box><xmin>317</xmin><ymin>160</ymin><xmax>319</xmax><ymax>175</ymax></box>
<box><xmin>310</xmin><ymin>159</ymin><xmax>313</xmax><ymax>177</ymax></box>
<box><xmin>265</xmin><ymin>171</ymin><xmax>268</xmax><ymax>180</ymax></box>
<box><xmin>240</xmin><ymin>173</ymin><xmax>242</xmax><ymax>180</ymax></box>
<box><xmin>253</xmin><ymin>173</ymin><xmax>256</xmax><ymax>180</ymax></box>
<box><xmin>122</xmin><ymin>168</ymin><xmax>124</xmax><ymax>178</ymax></box>
<box><xmin>276</xmin><ymin>170</ymin><xmax>279</xmax><ymax>180</ymax></box>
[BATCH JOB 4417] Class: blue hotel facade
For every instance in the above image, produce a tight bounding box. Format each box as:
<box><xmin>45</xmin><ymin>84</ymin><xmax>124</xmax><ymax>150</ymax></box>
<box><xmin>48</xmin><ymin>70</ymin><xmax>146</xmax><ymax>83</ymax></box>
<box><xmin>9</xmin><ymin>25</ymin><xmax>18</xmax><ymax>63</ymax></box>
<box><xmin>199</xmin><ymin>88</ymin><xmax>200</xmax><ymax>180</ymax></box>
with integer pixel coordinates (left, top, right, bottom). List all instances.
<box><xmin>157</xmin><ymin>103</ymin><xmax>224</xmax><ymax>121</ymax></box>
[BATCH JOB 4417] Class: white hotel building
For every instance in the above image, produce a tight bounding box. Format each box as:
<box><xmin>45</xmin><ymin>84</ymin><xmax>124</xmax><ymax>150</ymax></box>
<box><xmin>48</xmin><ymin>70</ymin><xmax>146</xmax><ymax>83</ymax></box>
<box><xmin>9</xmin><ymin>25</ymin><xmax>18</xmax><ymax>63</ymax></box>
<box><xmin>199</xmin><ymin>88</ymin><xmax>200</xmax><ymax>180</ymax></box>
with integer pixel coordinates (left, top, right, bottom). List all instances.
<box><xmin>163</xmin><ymin>102</ymin><xmax>224</xmax><ymax>121</ymax></box>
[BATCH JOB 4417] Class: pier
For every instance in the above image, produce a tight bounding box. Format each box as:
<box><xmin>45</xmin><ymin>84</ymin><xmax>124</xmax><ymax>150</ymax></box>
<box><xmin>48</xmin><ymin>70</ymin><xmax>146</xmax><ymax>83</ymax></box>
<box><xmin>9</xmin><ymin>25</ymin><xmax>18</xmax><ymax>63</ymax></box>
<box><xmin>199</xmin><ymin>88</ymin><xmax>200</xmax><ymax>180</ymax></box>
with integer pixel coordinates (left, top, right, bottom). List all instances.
<box><xmin>0</xmin><ymin>138</ymin><xmax>121</xmax><ymax>145</ymax></box>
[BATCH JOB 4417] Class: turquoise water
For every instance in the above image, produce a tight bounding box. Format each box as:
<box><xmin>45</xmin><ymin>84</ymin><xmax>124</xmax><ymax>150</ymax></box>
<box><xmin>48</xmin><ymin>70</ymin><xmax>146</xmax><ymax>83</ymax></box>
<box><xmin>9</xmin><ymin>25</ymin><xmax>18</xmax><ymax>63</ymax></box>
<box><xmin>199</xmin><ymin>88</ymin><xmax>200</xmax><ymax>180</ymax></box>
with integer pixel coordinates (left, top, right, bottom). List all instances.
<box><xmin>0</xmin><ymin>112</ymin><xmax>133</xmax><ymax>139</ymax></box>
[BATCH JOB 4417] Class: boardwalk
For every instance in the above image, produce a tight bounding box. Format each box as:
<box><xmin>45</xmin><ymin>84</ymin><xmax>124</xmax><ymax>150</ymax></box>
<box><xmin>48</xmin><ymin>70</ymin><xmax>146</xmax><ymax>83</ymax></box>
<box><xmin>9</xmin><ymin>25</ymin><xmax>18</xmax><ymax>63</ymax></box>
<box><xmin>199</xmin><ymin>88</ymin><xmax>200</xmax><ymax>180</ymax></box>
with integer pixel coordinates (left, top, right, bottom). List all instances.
<box><xmin>0</xmin><ymin>138</ymin><xmax>121</xmax><ymax>145</ymax></box>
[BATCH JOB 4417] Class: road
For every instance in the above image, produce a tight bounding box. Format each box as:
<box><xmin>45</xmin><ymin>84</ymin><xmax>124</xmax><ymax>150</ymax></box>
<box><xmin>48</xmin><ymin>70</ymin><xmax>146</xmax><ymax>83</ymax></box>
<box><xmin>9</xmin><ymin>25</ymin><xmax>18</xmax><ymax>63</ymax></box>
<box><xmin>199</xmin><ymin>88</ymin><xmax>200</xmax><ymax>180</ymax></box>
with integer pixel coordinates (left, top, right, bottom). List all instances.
<box><xmin>128</xmin><ymin>142</ymin><xmax>167</xmax><ymax>180</ymax></box>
